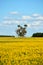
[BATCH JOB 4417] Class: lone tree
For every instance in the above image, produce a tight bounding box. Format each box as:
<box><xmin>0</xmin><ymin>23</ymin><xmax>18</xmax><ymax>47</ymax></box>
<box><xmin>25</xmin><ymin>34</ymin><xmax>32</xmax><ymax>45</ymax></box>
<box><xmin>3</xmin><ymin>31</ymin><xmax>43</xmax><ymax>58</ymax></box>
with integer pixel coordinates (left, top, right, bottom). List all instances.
<box><xmin>16</xmin><ymin>24</ymin><xmax>27</xmax><ymax>37</ymax></box>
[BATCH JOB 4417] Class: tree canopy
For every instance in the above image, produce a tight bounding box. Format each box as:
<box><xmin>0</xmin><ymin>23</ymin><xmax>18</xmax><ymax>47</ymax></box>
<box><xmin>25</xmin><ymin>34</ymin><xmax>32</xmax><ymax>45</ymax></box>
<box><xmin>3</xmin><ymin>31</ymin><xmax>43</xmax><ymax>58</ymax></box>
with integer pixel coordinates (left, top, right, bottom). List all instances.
<box><xmin>32</xmin><ymin>32</ymin><xmax>43</xmax><ymax>37</ymax></box>
<box><xmin>16</xmin><ymin>25</ymin><xmax>27</xmax><ymax>37</ymax></box>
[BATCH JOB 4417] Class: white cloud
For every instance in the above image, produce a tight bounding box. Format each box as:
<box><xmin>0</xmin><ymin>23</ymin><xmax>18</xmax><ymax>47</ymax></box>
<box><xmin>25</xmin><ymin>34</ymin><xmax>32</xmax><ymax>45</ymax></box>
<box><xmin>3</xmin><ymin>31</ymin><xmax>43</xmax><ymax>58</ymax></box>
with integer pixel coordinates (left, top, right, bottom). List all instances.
<box><xmin>32</xmin><ymin>21</ymin><xmax>41</xmax><ymax>26</ymax></box>
<box><xmin>32</xmin><ymin>14</ymin><xmax>40</xmax><ymax>17</ymax></box>
<box><xmin>10</xmin><ymin>11</ymin><xmax>18</xmax><ymax>15</ymax></box>
<box><xmin>32</xmin><ymin>14</ymin><xmax>43</xmax><ymax>21</ymax></box>
<box><xmin>36</xmin><ymin>16</ymin><xmax>43</xmax><ymax>20</ymax></box>
<box><xmin>15</xmin><ymin>21</ymin><xmax>20</xmax><ymax>24</ymax></box>
<box><xmin>27</xmin><ymin>21</ymin><xmax>42</xmax><ymax>29</ymax></box>
<box><xmin>3</xmin><ymin>21</ymin><xmax>12</xmax><ymax>25</ymax></box>
<box><xmin>22</xmin><ymin>16</ymin><xmax>32</xmax><ymax>20</ymax></box>
<box><xmin>27</xmin><ymin>24</ymin><xmax>31</xmax><ymax>28</ymax></box>
<box><xmin>3</xmin><ymin>20</ymin><xmax>20</xmax><ymax>25</ymax></box>
<box><xmin>31</xmin><ymin>21</ymin><xmax>43</xmax><ymax>29</ymax></box>
<box><xmin>1</xmin><ymin>13</ymin><xmax>43</xmax><ymax>30</ymax></box>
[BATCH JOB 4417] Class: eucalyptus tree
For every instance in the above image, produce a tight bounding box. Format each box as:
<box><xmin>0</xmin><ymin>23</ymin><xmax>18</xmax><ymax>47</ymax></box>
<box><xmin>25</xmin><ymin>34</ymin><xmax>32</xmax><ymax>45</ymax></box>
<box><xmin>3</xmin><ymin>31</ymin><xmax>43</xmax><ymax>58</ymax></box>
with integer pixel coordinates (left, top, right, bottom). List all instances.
<box><xmin>16</xmin><ymin>24</ymin><xmax>27</xmax><ymax>37</ymax></box>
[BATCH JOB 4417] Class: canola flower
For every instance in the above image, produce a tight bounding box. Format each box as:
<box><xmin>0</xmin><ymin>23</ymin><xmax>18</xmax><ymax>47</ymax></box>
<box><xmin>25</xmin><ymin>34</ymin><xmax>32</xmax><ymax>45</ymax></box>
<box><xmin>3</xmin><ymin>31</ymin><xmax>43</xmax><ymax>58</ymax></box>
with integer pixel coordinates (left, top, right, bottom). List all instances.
<box><xmin>0</xmin><ymin>37</ymin><xmax>43</xmax><ymax>65</ymax></box>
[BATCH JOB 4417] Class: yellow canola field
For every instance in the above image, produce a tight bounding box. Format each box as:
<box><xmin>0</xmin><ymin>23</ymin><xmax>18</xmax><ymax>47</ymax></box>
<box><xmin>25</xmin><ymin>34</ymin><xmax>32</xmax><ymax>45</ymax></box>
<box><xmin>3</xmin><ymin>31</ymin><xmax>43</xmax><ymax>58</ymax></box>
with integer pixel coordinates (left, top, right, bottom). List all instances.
<box><xmin>0</xmin><ymin>37</ymin><xmax>43</xmax><ymax>65</ymax></box>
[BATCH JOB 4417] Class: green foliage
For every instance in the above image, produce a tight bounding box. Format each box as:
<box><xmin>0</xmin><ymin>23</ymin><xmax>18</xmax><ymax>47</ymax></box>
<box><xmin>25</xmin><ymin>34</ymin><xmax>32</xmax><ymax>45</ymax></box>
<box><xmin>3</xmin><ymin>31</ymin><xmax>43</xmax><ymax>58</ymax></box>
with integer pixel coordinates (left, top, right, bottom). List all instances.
<box><xmin>32</xmin><ymin>33</ymin><xmax>43</xmax><ymax>37</ymax></box>
<box><xmin>0</xmin><ymin>35</ymin><xmax>15</xmax><ymax>37</ymax></box>
<box><xmin>16</xmin><ymin>25</ymin><xmax>27</xmax><ymax>37</ymax></box>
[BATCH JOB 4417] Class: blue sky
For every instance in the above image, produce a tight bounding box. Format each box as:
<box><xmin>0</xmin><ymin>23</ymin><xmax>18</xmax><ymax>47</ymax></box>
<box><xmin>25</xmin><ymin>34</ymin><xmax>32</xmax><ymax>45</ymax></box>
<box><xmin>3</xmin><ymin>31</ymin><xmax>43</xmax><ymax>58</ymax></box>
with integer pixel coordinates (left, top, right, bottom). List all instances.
<box><xmin>0</xmin><ymin>0</ymin><xmax>43</xmax><ymax>37</ymax></box>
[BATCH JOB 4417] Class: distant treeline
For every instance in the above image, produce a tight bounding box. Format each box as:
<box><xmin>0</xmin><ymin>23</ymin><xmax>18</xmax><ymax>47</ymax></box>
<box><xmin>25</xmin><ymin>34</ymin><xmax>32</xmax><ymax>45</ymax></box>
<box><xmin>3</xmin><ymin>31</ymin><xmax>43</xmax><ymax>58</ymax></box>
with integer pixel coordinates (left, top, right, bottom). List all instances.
<box><xmin>0</xmin><ymin>35</ymin><xmax>15</xmax><ymax>37</ymax></box>
<box><xmin>32</xmin><ymin>33</ymin><xmax>43</xmax><ymax>37</ymax></box>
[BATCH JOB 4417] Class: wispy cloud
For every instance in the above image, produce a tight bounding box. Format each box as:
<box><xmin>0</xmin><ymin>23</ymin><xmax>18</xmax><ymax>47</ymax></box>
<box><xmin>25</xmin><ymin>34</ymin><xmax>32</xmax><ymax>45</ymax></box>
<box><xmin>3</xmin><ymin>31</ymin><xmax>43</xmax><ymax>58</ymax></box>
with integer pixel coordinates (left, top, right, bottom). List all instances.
<box><xmin>36</xmin><ymin>16</ymin><xmax>43</xmax><ymax>20</ymax></box>
<box><xmin>3</xmin><ymin>20</ymin><xmax>20</xmax><ymax>25</ymax></box>
<box><xmin>32</xmin><ymin>14</ymin><xmax>40</xmax><ymax>17</ymax></box>
<box><xmin>22</xmin><ymin>16</ymin><xmax>32</xmax><ymax>20</ymax></box>
<box><xmin>32</xmin><ymin>21</ymin><xmax>41</xmax><ymax>26</ymax></box>
<box><xmin>9</xmin><ymin>11</ymin><xmax>18</xmax><ymax>15</ymax></box>
<box><xmin>1</xmin><ymin>13</ymin><xmax>43</xmax><ymax>30</ymax></box>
